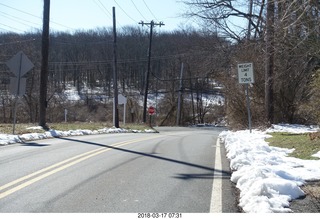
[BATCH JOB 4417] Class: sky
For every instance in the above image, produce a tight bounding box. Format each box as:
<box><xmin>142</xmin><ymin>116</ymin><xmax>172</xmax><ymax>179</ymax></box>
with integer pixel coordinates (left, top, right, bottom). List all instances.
<box><xmin>0</xmin><ymin>0</ymin><xmax>194</xmax><ymax>34</ymax></box>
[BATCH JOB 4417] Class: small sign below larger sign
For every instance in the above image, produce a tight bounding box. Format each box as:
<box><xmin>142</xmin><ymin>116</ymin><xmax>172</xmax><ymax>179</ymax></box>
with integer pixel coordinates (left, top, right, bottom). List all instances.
<box><xmin>238</xmin><ymin>63</ymin><xmax>254</xmax><ymax>84</ymax></box>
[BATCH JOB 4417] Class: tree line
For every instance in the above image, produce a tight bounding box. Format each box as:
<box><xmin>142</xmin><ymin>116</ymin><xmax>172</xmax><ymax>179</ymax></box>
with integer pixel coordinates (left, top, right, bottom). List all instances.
<box><xmin>0</xmin><ymin>26</ymin><xmax>227</xmax><ymax>126</ymax></box>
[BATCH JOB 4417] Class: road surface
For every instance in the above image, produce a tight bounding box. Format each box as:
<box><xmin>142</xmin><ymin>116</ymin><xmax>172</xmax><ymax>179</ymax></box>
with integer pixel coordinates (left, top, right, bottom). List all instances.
<box><xmin>0</xmin><ymin>126</ymin><xmax>238</xmax><ymax>213</ymax></box>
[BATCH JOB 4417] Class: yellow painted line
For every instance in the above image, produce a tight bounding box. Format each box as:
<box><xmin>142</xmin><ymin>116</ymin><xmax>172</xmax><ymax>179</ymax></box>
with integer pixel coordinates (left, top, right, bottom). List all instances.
<box><xmin>0</xmin><ymin>135</ymin><xmax>160</xmax><ymax>200</ymax></box>
<box><xmin>0</xmin><ymin>147</ymin><xmax>105</xmax><ymax>192</ymax></box>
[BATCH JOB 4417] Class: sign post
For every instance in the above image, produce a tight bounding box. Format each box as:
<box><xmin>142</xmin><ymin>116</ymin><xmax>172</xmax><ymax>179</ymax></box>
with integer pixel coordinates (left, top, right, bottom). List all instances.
<box><xmin>148</xmin><ymin>106</ymin><xmax>155</xmax><ymax>127</ymax></box>
<box><xmin>118</xmin><ymin>94</ymin><xmax>127</xmax><ymax>125</ymax></box>
<box><xmin>238</xmin><ymin>63</ymin><xmax>254</xmax><ymax>133</ymax></box>
<box><xmin>6</xmin><ymin>51</ymin><xmax>34</xmax><ymax>134</ymax></box>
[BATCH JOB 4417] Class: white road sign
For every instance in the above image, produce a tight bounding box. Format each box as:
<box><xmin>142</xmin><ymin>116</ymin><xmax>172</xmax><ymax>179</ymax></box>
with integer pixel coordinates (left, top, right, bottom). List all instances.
<box><xmin>238</xmin><ymin>63</ymin><xmax>254</xmax><ymax>84</ymax></box>
<box><xmin>118</xmin><ymin>94</ymin><xmax>127</xmax><ymax>104</ymax></box>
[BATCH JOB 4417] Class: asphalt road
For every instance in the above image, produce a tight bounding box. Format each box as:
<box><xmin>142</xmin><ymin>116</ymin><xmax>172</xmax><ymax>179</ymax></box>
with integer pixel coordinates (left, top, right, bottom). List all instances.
<box><xmin>0</xmin><ymin>126</ymin><xmax>238</xmax><ymax>213</ymax></box>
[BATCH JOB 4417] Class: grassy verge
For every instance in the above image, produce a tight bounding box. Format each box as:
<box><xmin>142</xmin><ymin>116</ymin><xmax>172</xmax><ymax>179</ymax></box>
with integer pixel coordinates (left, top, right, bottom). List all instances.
<box><xmin>0</xmin><ymin>122</ymin><xmax>153</xmax><ymax>135</ymax></box>
<box><xmin>266</xmin><ymin>132</ymin><xmax>320</xmax><ymax>160</ymax></box>
<box><xmin>266</xmin><ymin>132</ymin><xmax>320</xmax><ymax>212</ymax></box>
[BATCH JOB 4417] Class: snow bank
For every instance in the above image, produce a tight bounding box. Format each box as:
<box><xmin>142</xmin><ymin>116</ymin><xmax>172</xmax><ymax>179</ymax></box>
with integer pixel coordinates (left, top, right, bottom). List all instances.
<box><xmin>219</xmin><ymin>124</ymin><xmax>320</xmax><ymax>213</ymax></box>
<box><xmin>267</xmin><ymin>123</ymin><xmax>319</xmax><ymax>134</ymax></box>
<box><xmin>0</xmin><ymin>127</ymin><xmax>157</xmax><ymax>146</ymax></box>
<box><xmin>0</xmin><ymin>134</ymin><xmax>22</xmax><ymax>145</ymax></box>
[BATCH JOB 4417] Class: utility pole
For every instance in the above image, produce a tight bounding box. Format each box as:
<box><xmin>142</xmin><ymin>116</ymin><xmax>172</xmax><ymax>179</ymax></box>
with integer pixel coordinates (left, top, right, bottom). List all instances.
<box><xmin>39</xmin><ymin>0</ymin><xmax>50</xmax><ymax>130</ymax></box>
<box><xmin>245</xmin><ymin>0</ymin><xmax>253</xmax><ymax>133</ymax></box>
<box><xmin>176</xmin><ymin>62</ymin><xmax>184</xmax><ymax>126</ymax></box>
<box><xmin>139</xmin><ymin>20</ymin><xmax>164</xmax><ymax>123</ymax></box>
<box><xmin>112</xmin><ymin>7</ymin><xmax>119</xmax><ymax>128</ymax></box>
<box><xmin>265</xmin><ymin>0</ymin><xmax>275</xmax><ymax>125</ymax></box>
<box><xmin>247</xmin><ymin>0</ymin><xmax>253</xmax><ymax>40</ymax></box>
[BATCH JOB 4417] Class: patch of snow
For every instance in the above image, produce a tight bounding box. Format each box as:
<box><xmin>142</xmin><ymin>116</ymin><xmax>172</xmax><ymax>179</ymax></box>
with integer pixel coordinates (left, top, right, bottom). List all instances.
<box><xmin>219</xmin><ymin>123</ymin><xmax>320</xmax><ymax>213</ymax></box>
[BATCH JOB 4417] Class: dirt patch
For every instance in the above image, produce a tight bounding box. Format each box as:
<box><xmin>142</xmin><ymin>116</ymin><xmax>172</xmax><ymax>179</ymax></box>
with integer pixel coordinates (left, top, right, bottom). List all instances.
<box><xmin>290</xmin><ymin>181</ymin><xmax>320</xmax><ymax>213</ymax></box>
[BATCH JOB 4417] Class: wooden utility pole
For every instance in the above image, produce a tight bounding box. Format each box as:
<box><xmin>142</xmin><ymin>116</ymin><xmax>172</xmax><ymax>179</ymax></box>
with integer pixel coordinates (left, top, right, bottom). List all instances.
<box><xmin>39</xmin><ymin>0</ymin><xmax>50</xmax><ymax>129</ymax></box>
<box><xmin>112</xmin><ymin>7</ymin><xmax>119</xmax><ymax>128</ymax></box>
<box><xmin>176</xmin><ymin>62</ymin><xmax>184</xmax><ymax>126</ymax></box>
<box><xmin>265</xmin><ymin>0</ymin><xmax>275</xmax><ymax>125</ymax></box>
<box><xmin>245</xmin><ymin>0</ymin><xmax>253</xmax><ymax>132</ymax></box>
<box><xmin>139</xmin><ymin>20</ymin><xmax>164</xmax><ymax>123</ymax></box>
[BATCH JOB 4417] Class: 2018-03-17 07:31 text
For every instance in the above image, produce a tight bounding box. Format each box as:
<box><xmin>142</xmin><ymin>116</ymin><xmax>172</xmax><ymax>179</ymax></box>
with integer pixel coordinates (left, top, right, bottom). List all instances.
<box><xmin>137</xmin><ymin>213</ymin><xmax>182</xmax><ymax>218</ymax></box>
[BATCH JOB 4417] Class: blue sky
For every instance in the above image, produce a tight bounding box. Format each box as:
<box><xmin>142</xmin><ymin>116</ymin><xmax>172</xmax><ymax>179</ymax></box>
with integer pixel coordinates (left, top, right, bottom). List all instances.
<box><xmin>0</xmin><ymin>0</ymin><xmax>194</xmax><ymax>33</ymax></box>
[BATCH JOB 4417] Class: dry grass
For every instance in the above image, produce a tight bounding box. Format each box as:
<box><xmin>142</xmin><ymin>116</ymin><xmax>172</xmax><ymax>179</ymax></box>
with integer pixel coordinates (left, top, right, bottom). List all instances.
<box><xmin>266</xmin><ymin>132</ymin><xmax>320</xmax><ymax>212</ymax></box>
<box><xmin>266</xmin><ymin>132</ymin><xmax>320</xmax><ymax>160</ymax></box>
<box><xmin>0</xmin><ymin>122</ymin><xmax>152</xmax><ymax>135</ymax></box>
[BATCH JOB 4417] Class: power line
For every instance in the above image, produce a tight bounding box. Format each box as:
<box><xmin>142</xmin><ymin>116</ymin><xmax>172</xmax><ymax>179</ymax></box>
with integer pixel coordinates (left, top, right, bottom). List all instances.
<box><xmin>130</xmin><ymin>0</ymin><xmax>147</xmax><ymax>21</ymax></box>
<box><xmin>94</xmin><ymin>0</ymin><xmax>123</xmax><ymax>29</ymax></box>
<box><xmin>113</xmin><ymin>0</ymin><xmax>137</xmax><ymax>23</ymax></box>
<box><xmin>93</xmin><ymin>0</ymin><xmax>112</xmax><ymax>18</ymax></box>
<box><xmin>0</xmin><ymin>11</ymin><xmax>41</xmax><ymax>28</ymax></box>
<box><xmin>142</xmin><ymin>0</ymin><xmax>159</xmax><ymax>21</ymax></box>
<box><xmin>0</xmin><ymin>3</ymin><xmax>41</xmax><ymax>20</ymax></box>
<box><xmin>0</xmin><ymin>2</ymin><xmax>75</xmax><ymax>32</ymax></box>
<box><xmin>0</xmin><ymin>22</ymin><xmax>25</xmax><ymax>32</ymax></box>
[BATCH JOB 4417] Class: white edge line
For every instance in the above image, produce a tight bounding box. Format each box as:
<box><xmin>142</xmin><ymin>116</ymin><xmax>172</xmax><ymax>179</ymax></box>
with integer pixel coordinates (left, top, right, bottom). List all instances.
<box><xmin>210</xmin><ymin>138</ymin><xmax>223</xmax><ymax>213</ymax></box>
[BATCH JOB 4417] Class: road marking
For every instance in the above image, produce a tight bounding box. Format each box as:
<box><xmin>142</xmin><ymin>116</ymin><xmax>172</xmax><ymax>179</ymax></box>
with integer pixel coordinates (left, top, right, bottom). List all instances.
<box><xmin>0</xmin><ymin>135</ymin><xmax>160</xmax><ymax>200</ymax></box>
<box><xmin>210</xmin><ymin>138</ymin><xmax>223</xmax><ymax>213</ymax></box>
<box><xmin>0</xmin><ymin>147</ymin><xmax>105</xmax><ymax>192</ymax></box>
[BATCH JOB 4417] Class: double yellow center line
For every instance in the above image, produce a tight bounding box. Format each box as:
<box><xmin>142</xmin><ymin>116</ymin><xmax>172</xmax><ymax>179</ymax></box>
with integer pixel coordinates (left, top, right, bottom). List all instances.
<box><xmin>0</xmin><ymin>135</ymin><xmax>160</xmax><ymax>200</ymax></box>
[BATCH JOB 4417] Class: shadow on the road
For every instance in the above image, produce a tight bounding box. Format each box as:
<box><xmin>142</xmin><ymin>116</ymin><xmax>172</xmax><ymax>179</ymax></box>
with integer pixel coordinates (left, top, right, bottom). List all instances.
<box><xmin>173</xmin><ymin>172</ymin><xmax>230</xmax><ymax>180</ymax></box>
<box><xmin>57</xmin><ymin>137</ymin><xmax>230</xmax><ymax>177</ymax></box>
<box><xmin>21</xmin><ymin>142</ymin><xmax>50</xmax><ymax>147</ymax></box>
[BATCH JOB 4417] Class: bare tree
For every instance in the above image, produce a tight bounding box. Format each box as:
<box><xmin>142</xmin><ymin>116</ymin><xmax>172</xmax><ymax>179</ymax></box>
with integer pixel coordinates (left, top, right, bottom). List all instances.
<box><xmin>183</xmin><ymin>0</ymin><xmax>265</xmax><ymax>41</ymax></box>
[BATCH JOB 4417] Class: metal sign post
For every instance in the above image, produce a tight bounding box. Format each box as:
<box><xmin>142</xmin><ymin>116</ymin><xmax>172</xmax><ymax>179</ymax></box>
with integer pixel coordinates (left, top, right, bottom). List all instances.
<box><xmin>6</xmin><ymin>51</ymin><xmax>34</xmax><ymax>134</ymax></box>
<box><xmin>118</xmin><ymin>94</ymin><xmax>127</xmax><ymax>126</ymax></box>
<box><xmin>148</xmin><ymin>106</ymin><xmax>155</xmax><ymax>128</ymax></box>
<box><xmin>238</xmin><ymin>63</ymin><xmax>254</xmax><ymax>133</ymax></box>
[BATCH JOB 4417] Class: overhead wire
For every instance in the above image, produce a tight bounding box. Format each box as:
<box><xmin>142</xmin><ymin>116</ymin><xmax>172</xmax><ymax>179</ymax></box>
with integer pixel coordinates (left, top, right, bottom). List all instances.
<box><xmin>130</xmin><ymin>0</ymin><xmax>147</xmax><ymax>21</ymax></box>
<box><xmin>142</xmin><ymin>0</ymin><xmax>159</xmax><ymax>21</ymax></box>
<box><xmin>0</xmin><ymin>12</ymin><xmax>39</xmax><ymax>30</ymax></box>
<box><xmin>113</xmin><ymin>0</ymin><xmax>137</xmax><ymax>23</ymax></box>
<box><xmin>0</xmin><ymin>3</ymin><xmax>41</xmax><ymax>20</ymax></box>
<box><xmin>0</xmin><ymin>22</ymin><xmax>25</xmax><ymax>33</ymax></box>
<box><xmin>0</xmin><ymin>1</ymin><xmax>160</xmax><ymax>33</ymax></box>
<box><xmin>0</xmin><ymin>2</ymin><xmax>75</xmax><ymax>32</ymax></box>
<box><xmin>48</xmin><ymin>50</ymin><xmax>212</xmax><ymax>67</ymax></box>
<box><xmin>94</xmin><ymin>0</ymin><xmax>123</xmax><ymax>29</ymax></box>
<box><xmin>93</xmin><ymin>0</ymin><xmax>112</xmax><ymax>19</ymax></box>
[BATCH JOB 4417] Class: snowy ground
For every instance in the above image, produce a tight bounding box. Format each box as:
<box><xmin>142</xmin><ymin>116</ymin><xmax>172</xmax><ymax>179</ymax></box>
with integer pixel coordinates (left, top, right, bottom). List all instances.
<box><xmin>219</xmin><ymin>124</ymin><xmax>320</xmax><ymax>213</ymax></box>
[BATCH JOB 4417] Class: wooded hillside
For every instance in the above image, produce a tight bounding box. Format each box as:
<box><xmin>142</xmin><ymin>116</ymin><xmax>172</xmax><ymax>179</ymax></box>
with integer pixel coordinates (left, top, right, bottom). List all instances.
<box><xmin>0</xmin><ymin>27</ymin><xmax>226</xmax><ymax>126</ymax></box>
